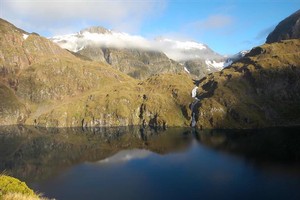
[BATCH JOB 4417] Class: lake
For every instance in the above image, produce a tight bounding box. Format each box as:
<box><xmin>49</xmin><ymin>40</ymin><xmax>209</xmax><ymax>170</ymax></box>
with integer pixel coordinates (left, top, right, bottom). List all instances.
<box><xmin>1</xmin><ymin>126</ymin><xmax>300</xmax><ymax>200</ymax></box>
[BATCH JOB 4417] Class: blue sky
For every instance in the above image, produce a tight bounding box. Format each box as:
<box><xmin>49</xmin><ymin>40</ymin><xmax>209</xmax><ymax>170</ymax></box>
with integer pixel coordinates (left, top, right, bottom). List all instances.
<box><xmin>1</xmin><ymin>0</ymin><xmax>300</xmax><ymax>55</ymax></box>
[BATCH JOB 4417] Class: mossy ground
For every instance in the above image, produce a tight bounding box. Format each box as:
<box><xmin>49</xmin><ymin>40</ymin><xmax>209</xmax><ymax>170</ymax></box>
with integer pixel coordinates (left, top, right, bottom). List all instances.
<box><xmin>0</xmin><ymin>174</ymin><xmax>38</xmax><ymax>199</ymax></box>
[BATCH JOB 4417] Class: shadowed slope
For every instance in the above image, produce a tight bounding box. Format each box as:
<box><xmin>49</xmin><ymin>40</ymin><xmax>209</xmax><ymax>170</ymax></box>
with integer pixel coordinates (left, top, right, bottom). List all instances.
<box><xmin>266</xmin><ymin>9</ymin><xmax>300</xmax><ymax>43</ymax></box>
<box><xmin>194</xmin><ymin>39</ymin><xmax>300</xmax><ymax>129</ymax></box>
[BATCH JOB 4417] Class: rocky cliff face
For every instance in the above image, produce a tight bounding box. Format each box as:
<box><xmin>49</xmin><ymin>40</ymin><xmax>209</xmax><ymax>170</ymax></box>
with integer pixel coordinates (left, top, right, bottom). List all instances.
<box><xmin>183</xmin><ymin>59</ymin><xmax>222</xmax><ymax>79</ymax></box>
<box><xmin>78</xmin><ymin>47</ymin><xmax>182</xmax><ymax>79</ymax></box>
<box><xmin>266</xmin><ymin>9</ymin><xmax>300</xmax><ymax>43</ymax></box>
<box><xmin>0</xmin><ymin>18</ymin><xmax>194</xmax><ymax>127</ymax></box>
<box><xmin>193</xmin><ymin>39</ymin><xmax>300</xmax><ymax>129</ymax></box>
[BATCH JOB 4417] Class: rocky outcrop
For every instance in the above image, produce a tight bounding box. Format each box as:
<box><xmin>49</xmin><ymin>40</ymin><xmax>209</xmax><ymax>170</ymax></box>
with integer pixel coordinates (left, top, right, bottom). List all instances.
<box><xmin>266</xmin><ymin>9</ymin><xmax>300</xmax><ymax>43</ymax></box>
<box><xmin>183</xmin><ymin>59</ymin><xmax>221</xmax><ymax>79</ymax></box>
<box><xmin>193</xmin><ymin>39</ymin><xmax>300</xmax><ymax>129</ymax></box>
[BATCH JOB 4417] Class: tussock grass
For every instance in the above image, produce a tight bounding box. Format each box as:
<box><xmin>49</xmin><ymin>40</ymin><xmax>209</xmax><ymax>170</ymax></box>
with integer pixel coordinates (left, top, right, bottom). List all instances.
<box><xmin>0</xmin><ymin>174</ymin><xmax>52</xmax><ymax>200</ymax></box>
<box><xmin>2</xmin><ymin>193</ymin><xmax>50</xmax><ymax>200</ymax></box>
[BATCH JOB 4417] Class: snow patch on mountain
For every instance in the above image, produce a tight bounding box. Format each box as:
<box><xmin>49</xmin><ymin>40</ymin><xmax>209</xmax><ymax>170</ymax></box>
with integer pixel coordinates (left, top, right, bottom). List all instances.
<box><xmin>223</xmin><ymin>50</ymin><xmax>249</xmax><ymax>68</ymax></box>
<box><xmin>205</xmin><ymin>60</ymin><xmax>225</xmax><ymax>70</ymax></box>
<box><xmin>22</xmin><ymin>33</ymin><xmax>29</xmax><ymax>40</ymax></box>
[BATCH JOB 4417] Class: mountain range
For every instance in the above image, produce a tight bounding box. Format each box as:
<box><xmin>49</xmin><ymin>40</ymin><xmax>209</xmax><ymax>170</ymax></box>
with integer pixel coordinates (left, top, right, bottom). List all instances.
<box><xmin>0</xmin><ymin>18</ymin><xmax>194</xmax><ymax>127</ymax></box>
<box><xmin>1</xmin><ymin>8</ymin><xmax>300</xmax><ymax>129</ymax></box>
<box><xmin>50</xmin><ymin>27</ymin><xmax>225</xmax><ymax>79</ymax></box>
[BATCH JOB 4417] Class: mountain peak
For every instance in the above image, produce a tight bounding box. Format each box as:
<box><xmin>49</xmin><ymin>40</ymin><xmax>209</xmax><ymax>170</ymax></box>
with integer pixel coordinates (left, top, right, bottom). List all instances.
<box><xmin>266</xmin><ymin>9</ymin><xmax>300</xmax><ymax>43</ymax></box>
<box><xmin>79</xmin><ymin>26</ymin><xmax>111</xmax><ymax>34</ymax></box>
<box><xmin>51</xmin><ymin>28</ymin><xmax>224</xmax><ymax>62</ymax></box>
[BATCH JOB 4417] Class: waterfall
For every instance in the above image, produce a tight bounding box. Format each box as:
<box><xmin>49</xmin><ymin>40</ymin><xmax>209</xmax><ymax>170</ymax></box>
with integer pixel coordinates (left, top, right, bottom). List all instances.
<box><xmin>190</xmin><ymin>86</ymin><xmax>199</xmax><ymax>127</ymax></box>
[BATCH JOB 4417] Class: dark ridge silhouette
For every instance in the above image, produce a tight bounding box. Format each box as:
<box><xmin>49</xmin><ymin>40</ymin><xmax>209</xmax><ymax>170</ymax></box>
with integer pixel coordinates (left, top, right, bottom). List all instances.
<box><xmin>266</xmin><ymin>9</ymin><xmax>300</xmax><ymax>43</ymax></box>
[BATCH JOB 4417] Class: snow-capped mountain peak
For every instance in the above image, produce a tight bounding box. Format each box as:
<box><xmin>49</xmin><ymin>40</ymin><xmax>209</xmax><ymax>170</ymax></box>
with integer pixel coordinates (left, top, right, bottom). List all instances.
<box><xmin>51</xmin><ymin>27</ymin><xmax>152</xmax><ymax>53</ymax></box>
<box><xmin>50</xmin><ymin>26</ymin><xmax>235</xmax><ymax>78</ymax></box>
<box><xmin>50</xmin><ymin>26</ymin><xmax>223</xmax><ymax>62</ymax></box>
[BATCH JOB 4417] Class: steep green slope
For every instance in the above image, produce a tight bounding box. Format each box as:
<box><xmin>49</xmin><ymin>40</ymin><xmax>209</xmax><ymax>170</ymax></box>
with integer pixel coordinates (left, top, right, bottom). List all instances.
<box><xmin>0</xmin><ymin>18</ymin><xmax>194</xmax><ymax>127</ymax></box>
<box><xmin>193</xmin><ymin>39</ymin><xmax>300</xmax><ymax>129</ymax></box>
<box><xmin>32</xmin><ymin>73</ymin><xmax>194</xmax><ymax>127</ymax></box>
<box><xmin>0</xmin><ymin>19</ymin><xmax>70</xmax><ymax>88</ymax></box>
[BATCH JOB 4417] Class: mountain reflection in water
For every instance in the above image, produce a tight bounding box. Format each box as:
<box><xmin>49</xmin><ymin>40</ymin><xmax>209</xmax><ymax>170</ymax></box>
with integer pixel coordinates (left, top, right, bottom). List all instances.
<box><xmin>0</xmin><ymin>126</ymin><xmax>193</xmax><ymax>182</ymax></box>
<box><xmin>0</xmin><ymin>126</ymin><xmax>300</xmax><ymax>200</ymax></box>
<box><xmin>97</xmin><ymin>149</ymin><xmax>153</xmax><ymax>164</ymax></box>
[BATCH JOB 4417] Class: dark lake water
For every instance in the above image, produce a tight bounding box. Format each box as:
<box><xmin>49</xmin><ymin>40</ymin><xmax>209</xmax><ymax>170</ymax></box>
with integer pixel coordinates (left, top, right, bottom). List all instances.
<box><xmin>1</xmin><ymin>126</ymin><xmax>300</xmax><ymax>200</ymax></box>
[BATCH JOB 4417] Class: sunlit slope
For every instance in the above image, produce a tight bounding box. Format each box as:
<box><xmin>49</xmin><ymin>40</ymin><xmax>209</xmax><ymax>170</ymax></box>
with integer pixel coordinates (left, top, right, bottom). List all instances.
<box><xmin>33</xmin><ymin>73</ymin><xmax>194</xmax><ymax>127</ymax></box>
<box><xmin>194</xmin><ymin>39</ymin><xmax>300</xmax><ymax>128</ymax></box>
<box><xmin>0</xmin><ymin>18</ymin><xmax>194</xmax><ymax>127</ymax></box>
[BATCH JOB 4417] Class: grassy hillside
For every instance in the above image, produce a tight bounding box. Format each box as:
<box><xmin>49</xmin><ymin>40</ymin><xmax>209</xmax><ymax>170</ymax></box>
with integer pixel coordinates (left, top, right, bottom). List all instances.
<box><xmin>194</xmin><ymin>39</ymin><xmax>300</xmax><ymax>129</ymax></box>
<box><xmin>0</xmin><ymin>83</ymin><xmax>28</xmax><ymax>125</ymax></box>
<box><xmin>2</xmin><ymin>17</ymin><xmax>300</xmax><ymax>129</ymax></box>
<box><xmin>0</xmin><ymin>18</ymin><xmax>194</xmax><ymax>127</ymax></box>
<box><xmin>32</xmin><ymin>73</ymin><xmax>194</xmax><ymax>127</ymax></box>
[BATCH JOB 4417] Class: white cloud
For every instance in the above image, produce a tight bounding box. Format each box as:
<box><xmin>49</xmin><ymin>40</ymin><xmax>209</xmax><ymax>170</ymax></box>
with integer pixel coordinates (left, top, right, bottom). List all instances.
<box><xmin>1</xmin><ymin>0</ymin><xmax>166</xmax><ymax>35</ymax></box>
<box><xmin>52</xmin><ymin>31</ymin><xmax>154</xmax><ymax>51</ymax></box>
<box><xmin>51</xmin><ymin>30</ymin><xmax>217</xmax><ymax>61</ymax></box>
